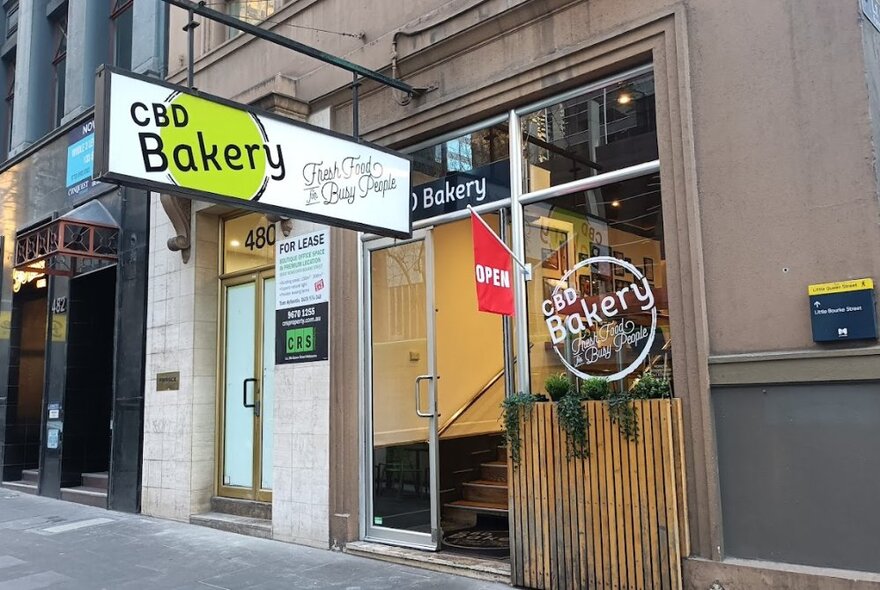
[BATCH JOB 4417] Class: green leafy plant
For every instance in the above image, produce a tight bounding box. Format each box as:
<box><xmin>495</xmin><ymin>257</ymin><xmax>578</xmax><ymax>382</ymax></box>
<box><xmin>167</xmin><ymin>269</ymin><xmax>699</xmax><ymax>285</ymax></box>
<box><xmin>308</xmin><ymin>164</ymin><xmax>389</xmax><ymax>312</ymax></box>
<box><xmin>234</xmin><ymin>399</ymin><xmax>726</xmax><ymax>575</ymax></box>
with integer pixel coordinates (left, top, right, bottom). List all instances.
<box><xmin>501</xmin><ymin>392</ymin><xmax>536</xmax><ymax>466</ymax></box>
<box><xmin>544</xmin><ymin>373</ymin><xmax>572</xmax><ymax>402</ymax></box>
<box><xmin>630</xmin><ymin>373</ymin><xmax>671</xmax><ymax>399</ymax></box>
<box><xmin>606</xmin><ymin>395</ymin><xmax>639</xmax><ymax>441</ymax></box>
<box><xmin>580</xmin><ymin>377</ymin><xmax>611</xmax><ymax>401</ymax></box>
<box><xmin>557</xmin><ymin>390</ymin><xmax>589</xmax><ymax>458</ymax></box>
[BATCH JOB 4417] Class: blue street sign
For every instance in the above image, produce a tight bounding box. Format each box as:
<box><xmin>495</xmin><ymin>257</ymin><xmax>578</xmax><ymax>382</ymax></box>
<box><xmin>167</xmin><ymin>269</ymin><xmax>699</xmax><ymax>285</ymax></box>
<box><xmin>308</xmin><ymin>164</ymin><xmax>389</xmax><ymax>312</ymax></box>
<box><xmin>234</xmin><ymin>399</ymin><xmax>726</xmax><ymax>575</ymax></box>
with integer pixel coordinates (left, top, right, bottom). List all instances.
<box><xmin>809</xmin><ymin>284</ymin><xmax>877</xmax><ymax>342</ymax></box>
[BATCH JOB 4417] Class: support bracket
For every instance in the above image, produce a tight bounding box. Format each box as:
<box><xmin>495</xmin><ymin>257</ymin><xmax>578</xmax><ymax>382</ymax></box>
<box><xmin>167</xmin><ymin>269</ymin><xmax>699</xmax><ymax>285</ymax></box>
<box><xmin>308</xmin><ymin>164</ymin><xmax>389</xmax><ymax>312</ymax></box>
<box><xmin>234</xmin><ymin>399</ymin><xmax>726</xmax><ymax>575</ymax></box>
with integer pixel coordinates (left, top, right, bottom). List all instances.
<box><xmin>160</xmin><ymin>195</ymin><xmax>192</xmax><ymax>263</ymax></box>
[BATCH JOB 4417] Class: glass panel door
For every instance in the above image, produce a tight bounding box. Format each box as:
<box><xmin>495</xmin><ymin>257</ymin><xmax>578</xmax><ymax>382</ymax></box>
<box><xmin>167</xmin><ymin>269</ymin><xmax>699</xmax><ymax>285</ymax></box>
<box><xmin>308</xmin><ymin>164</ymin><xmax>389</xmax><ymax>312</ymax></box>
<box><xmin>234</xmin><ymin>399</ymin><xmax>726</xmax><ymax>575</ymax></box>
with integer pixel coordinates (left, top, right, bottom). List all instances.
<box><xmin>260</xmin><ymin>277</ymin><xmax>275</xmax><ymax>491</ymax></box>
<box><xmin>365</xmin><ymin>231</ymin><xmax>440</xmax><ymax>549</ymax></box>
<box><xmin>222</xmin><ymin>281</ymin><xmax>256</xmax><ymax>490</ymax></box>
<box><xmin>219</xmin><ymin>272</ymin><xmax>274</xmax><ymax>500</ymax></box>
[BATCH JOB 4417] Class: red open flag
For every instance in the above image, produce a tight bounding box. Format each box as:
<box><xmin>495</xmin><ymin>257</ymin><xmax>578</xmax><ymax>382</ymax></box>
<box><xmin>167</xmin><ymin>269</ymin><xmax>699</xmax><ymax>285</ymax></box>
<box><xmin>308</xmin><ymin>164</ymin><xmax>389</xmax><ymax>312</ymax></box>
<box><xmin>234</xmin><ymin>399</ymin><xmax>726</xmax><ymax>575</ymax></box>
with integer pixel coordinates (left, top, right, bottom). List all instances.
<box><xmin>471</xmin><ymin>210</ymin><xmax>515</xmax><ymax>316</ymax></box>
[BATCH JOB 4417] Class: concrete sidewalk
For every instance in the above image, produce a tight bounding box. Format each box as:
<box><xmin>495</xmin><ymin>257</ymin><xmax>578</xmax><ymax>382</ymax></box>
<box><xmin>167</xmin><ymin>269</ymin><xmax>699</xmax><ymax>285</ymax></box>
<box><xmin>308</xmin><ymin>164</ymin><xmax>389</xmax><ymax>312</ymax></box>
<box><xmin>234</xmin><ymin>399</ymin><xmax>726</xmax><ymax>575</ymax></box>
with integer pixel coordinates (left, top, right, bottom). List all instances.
<box><xmin>0</xmin><ymin>489</ymin><xmax>509</xmax><ymax>589</ymax></box>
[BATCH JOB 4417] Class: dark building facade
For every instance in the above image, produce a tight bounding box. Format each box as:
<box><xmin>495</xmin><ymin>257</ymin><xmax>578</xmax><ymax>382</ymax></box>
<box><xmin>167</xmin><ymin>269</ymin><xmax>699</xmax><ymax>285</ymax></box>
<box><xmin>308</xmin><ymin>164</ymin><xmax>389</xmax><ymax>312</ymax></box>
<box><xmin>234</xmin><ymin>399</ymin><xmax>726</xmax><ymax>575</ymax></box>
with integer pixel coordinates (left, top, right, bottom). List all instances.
<box><xmin>0</xmin><ymin>0</ymin><xmax>167</xmax><ymax>512</ymax></box>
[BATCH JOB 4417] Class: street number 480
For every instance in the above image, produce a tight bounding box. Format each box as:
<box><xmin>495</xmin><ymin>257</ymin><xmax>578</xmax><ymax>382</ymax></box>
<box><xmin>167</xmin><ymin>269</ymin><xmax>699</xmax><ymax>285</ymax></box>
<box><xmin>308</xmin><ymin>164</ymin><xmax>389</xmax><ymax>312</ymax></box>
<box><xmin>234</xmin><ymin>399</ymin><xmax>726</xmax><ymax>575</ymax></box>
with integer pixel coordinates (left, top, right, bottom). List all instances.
<box><xmin>245</xmin><ymin>225</ymin><xmax>276</xmax><ymax>250</ymax></box>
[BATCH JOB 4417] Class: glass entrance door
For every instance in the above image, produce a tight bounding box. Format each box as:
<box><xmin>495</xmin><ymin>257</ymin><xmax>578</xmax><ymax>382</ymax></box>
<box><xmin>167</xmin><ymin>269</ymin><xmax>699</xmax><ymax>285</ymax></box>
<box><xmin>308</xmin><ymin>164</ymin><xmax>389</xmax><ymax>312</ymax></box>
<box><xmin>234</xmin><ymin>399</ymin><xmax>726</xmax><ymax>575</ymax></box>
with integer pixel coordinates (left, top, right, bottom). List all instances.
<box><xmin>364</xmin><ymin>230</ymin><xmax>440</xmax><ymax>549</ymax></box>
<box><xmin>219</xmin><ymin>271</ymin><xmax>274</xmax><ymax>501</ymax></box>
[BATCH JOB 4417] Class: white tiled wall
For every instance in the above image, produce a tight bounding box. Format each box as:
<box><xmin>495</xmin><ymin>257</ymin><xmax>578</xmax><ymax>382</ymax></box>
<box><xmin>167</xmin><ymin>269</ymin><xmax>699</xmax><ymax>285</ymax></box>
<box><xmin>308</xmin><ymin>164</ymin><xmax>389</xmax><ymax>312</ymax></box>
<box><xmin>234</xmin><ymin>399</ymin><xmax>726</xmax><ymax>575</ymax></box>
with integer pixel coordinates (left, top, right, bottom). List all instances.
<box><xmin>142</xmin><ymin>195</ymin><xmax>218</xmax><ymax>521</ymax></box>
<box><xmin>273</xmin><ymin>361</ymin><xmax>331</xmax><ymax>548</ymax></box>
<box><xmin>142</xmin><ymin>204</ymin><xmax>333</xmax><ymax>549</ymax></box>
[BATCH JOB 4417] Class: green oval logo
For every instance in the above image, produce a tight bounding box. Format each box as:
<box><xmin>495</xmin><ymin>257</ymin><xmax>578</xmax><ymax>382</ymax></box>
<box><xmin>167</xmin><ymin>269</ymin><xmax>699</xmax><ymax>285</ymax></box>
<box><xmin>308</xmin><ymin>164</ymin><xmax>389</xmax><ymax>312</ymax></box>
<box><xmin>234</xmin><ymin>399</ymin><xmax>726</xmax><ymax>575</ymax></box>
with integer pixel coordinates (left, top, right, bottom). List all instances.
<box><xmin>160</xmin><ymin>94</ymin><xmax>267</xmax><ymax>200</ymax></box>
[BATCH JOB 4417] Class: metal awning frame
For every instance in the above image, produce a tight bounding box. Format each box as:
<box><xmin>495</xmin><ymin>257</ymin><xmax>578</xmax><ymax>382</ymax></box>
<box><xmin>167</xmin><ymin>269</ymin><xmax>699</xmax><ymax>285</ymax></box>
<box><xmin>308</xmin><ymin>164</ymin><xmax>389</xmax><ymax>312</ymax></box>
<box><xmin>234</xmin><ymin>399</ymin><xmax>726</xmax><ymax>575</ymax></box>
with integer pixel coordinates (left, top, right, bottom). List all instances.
<box><xmin>14</xmin><ymin>217</ymin><xmax>120</xmax><ymax>277</ymax></box>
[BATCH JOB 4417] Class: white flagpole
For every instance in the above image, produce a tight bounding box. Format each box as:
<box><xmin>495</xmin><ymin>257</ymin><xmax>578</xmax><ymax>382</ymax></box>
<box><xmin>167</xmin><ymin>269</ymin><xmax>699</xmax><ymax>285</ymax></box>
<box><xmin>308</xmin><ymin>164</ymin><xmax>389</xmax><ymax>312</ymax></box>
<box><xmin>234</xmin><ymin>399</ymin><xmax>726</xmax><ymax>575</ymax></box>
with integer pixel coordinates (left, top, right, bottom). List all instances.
<box><xmin>468</xmin><ymin>205</ymin><xmax>532</xmax><ymax>280</ymax></box>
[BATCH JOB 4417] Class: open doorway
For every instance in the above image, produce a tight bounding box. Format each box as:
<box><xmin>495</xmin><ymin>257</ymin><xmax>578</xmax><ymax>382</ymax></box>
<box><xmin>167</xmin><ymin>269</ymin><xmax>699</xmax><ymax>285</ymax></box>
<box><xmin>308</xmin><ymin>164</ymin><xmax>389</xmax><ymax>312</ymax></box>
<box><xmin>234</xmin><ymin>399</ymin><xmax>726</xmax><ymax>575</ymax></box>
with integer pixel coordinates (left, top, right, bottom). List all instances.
<box><xmin>59</xmin><ymin>267</ymin><xmax>116</xmax><ymax>507</ymax></box>
<box><xmin>1</xmin><ymin>278</ymin><xmax>49</xmax><ymax>492</ymax></box>
<box><xmin>365</xmin><ymin>216</ymin><xmax>510</xmax><ymax>560</ymax></box>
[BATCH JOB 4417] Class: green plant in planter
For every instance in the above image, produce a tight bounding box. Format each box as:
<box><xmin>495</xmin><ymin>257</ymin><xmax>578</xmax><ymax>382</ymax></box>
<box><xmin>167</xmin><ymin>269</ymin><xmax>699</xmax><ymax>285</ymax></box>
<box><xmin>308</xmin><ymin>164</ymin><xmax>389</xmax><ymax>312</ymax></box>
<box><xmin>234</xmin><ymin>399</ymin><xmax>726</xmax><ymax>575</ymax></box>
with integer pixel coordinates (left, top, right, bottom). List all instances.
<box><xmin>630</xmin><ymin>373</ymin><xmax>671</xmax><ymax>399</ymax></box>
<box><xmin>557</xmin><ymin>389</ymin><xmax>590</xmax><ymax>458</ymax></box>
<box><xmin>544</xmin><ymin>373</ymin><xmax>572</xmax><ymax>401</ymax></box>
<box><xmin>580</xmin><ymin>377</ymin><xmax>611</xmax><ymax>401</ymax></box>
<box><xmin>501</xmin><ymin>392</ymin><xmax>536</xmax><ymax>466</ymax></box>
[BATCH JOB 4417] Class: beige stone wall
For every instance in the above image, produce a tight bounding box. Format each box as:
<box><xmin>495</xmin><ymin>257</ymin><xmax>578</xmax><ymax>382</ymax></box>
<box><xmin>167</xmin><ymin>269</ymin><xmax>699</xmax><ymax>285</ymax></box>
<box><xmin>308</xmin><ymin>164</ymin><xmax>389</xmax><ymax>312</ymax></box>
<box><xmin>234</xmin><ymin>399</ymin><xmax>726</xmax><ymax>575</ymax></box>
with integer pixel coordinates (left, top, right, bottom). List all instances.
<box><xmin>272</xmin><ymin>360</ymin><xmax>330</xmax><ymax>548</ymax></box>
<box><xmin>157</xmin><ymin>0</ymin><xmax>880</xmax><ymax>581</ymax></box>
<box><xmin>142</xmin><ymin>197</ymin><xmax>332</xmax><ymax>547</ymax></box>
<box><xmin>142</xmin><ymin>197</ymin><xmax>219</xmax><ymax>521</ymax></box>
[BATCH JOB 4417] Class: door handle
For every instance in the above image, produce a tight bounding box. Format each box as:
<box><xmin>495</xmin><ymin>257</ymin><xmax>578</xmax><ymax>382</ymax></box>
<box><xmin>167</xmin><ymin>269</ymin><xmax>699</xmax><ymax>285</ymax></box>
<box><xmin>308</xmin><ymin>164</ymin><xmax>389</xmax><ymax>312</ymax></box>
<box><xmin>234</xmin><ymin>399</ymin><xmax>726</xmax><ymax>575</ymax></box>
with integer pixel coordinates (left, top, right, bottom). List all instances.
<box><xmin>243</xmin><ymin>378</ymin><xmax>257</xmax><ymax>410</ymax></box>
<box><xmin>414</xmin><ymin>374</ymin><xmax>435</xmax><ymax>418</ymax></box>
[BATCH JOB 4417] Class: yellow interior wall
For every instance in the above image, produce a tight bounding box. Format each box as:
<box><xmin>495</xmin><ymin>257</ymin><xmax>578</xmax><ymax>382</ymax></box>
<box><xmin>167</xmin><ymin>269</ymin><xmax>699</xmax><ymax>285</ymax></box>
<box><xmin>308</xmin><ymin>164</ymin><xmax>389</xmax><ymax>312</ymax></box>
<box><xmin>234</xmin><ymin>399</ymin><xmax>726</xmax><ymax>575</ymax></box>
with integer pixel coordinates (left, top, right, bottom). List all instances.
<box><xmin>433</xmin><ymin>217</ymin><xmax>506</xmax><ymax>440</ymax></box>
<box><xmin>371</xmin><ymin>217</ymin><xmax>506</xmax><ymax>446</ymax></box>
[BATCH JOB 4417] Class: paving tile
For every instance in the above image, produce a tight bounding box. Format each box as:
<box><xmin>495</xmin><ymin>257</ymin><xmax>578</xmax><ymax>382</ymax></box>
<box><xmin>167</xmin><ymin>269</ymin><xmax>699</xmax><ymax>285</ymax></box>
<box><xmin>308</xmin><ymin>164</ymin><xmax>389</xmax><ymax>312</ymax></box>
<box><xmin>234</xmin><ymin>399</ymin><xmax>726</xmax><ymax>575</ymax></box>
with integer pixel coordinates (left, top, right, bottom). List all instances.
<box><xmin>0</xmin><ymin>490</ymin><xmax>507</xmax><ymax>589</ymax></box>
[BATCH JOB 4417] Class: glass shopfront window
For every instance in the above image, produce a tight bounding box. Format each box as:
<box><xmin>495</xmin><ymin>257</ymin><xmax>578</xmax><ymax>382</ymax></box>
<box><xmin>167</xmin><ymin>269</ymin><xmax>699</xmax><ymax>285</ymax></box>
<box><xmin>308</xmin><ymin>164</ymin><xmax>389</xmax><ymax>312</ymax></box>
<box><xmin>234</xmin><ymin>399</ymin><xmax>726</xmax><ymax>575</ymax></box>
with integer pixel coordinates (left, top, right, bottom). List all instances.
<box><xmin>223</xmin><ymin>213</ymin><xmax>276</xmax><ymax>274</ymax></box>
<box><xmin>409</xmin><ymin>123</ymin><xmax>510</xmax><ymax>224</ymax></box>
<box><xmin>521</xmin><ymin>69</ymin><xmax>668</xmax><ymax>394</ymax></box>
<box><xmin>521</xmin><ymin>71</ymin><xmax>656</xmax><ymax>191</ymax></box>
<box><xmin>410</xmin><ymin>124</ymin><xmax>509</xmax><ymax>185</ymax></box>
<box><xmin>524</xmin><ymin>173</ymin><xmax>670</xmax><ymax>392</ymax></box>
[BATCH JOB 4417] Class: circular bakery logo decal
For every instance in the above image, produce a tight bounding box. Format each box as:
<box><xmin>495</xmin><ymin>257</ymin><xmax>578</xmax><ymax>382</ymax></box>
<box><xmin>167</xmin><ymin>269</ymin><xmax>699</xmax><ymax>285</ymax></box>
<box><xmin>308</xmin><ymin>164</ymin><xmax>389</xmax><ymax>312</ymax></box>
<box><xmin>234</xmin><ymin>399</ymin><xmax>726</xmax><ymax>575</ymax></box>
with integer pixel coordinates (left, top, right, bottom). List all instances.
<box><xmin>541</xmin><ymin>256</ymin><xmax>656</xmax><ymax>381</ymax></box>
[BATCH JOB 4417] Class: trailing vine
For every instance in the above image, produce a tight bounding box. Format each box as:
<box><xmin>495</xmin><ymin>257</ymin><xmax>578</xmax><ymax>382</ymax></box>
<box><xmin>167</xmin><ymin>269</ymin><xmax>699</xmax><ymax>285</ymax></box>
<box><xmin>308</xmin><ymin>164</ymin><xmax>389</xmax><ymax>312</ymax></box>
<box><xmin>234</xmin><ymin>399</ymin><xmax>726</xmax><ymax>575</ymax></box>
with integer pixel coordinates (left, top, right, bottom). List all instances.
<box><xmin>501</xmin><ymin>392</ymin><xmax>535</xmax><ymax>466</ymax></box>
<box><xmin>606</xmin><ymin>395</ymin><xmax>639</xmax><ymax>441</ymax></box>
<box><xmin>557</xmin><ymin>390</ymin><xmax>589</xmax><ymax>458</ymax></box>
<box><xmin>502</xmin><ymin>374</ymin><xmax>671</xmax><ymax>466</ymax></box>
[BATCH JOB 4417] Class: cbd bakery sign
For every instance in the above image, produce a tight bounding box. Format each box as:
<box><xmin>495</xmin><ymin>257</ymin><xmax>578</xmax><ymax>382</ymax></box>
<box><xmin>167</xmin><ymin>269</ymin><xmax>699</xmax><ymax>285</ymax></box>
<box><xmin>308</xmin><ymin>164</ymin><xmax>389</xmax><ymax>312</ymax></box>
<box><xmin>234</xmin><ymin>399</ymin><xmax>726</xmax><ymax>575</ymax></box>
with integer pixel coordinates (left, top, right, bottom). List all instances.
<box><xmin>543</xmin><ymin>256</ymin><xmax>656</xmax><ymax>381</ymax></box>
<box><xmin>93</xmin><ymin>67</ymin><xmax>411</xmax><ymax>238</ymax></box>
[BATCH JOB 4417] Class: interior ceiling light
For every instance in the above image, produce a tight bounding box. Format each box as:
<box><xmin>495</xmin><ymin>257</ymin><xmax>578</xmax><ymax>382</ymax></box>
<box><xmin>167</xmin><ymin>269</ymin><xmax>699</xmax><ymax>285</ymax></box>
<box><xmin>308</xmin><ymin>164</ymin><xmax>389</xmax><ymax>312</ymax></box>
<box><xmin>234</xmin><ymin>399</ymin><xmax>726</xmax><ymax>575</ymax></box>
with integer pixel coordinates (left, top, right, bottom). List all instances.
<box><xmin>611</xmin><ymin>200</ymin><xmax>621</xmax><ymax>207</ymax></box>
<box><xmin>617</xmin><ymin>93</ymin><xmax>632</xmax><ymax>105</ymax></box>
<box><xmin>230</xmin><ymin>239</ymin><xmax>241</xmax><ymax>247</ymax></box>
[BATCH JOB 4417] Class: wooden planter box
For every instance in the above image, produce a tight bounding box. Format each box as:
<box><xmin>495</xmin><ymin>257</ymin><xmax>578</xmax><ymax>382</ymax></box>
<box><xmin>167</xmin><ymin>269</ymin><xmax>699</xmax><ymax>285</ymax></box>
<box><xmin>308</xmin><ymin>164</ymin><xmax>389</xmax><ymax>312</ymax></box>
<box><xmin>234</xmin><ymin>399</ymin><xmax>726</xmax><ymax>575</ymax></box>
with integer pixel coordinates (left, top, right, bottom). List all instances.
<box><xmin>508</xmin><ymin>399</ymin><xmax>689</xmax><ymax>590</ymax></box>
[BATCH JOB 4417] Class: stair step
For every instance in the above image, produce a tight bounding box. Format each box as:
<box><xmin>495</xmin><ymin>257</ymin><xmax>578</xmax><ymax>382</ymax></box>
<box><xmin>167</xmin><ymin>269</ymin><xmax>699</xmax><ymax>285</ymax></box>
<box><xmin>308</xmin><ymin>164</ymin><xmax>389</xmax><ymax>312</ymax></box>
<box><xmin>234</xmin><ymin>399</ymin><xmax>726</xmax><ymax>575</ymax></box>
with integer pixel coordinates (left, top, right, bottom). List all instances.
<box><xmin>81</xmin><ymin>472</ymin><xmax>108</xmax><ymax>491</ymax></box>
<box><xmin>462</xmin><ymin>480</ymin><xmax>508</xmax><ymax>504</ymax></box>
<box><xmin>1</xmin><ymin>480</ymin><xmax>38</xmax><ymax>495</ymax></box>
<box><xmin>480</xmin><ymin>461</ymin><xmax>508</xmax><ymax>483</ymax></box>
<box><xmin>60</xmin><ymin>486</ymin><xmax>107</xmax><ymax>508</ymax></box>
<box><xmin>209</xmin><ymin>496</ymin><xmax>272</xmax><ymax>520</ymax></box>
<box><xmin>21</xmin><ymin>469</ymin><xmax>40</xmax><ymax>484</ymax></box>
<box><xmin>345</xmin><ymin>541</ymin><xmax>510</xmax><ymax>584</ymax></box>
<box><xmin>444</xmin><ymin>499</ymin><xmax>508</xmax><ymax>516</ymax></box>
<box><xmin>190</xmin><ymin>512</ymin><xmax>272</xmax><ymax>539</ymax></box>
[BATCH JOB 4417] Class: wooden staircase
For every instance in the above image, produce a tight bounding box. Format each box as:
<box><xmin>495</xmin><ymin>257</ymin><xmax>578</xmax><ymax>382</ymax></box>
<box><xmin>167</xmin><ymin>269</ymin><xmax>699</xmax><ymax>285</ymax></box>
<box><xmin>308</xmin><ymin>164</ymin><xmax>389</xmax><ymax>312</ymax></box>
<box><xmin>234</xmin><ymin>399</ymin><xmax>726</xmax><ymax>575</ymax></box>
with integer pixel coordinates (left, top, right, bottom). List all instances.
<box><xmin>444</xmin><ymin>447</ymin><xmax>509</xmax><ymax>523</ymax></box>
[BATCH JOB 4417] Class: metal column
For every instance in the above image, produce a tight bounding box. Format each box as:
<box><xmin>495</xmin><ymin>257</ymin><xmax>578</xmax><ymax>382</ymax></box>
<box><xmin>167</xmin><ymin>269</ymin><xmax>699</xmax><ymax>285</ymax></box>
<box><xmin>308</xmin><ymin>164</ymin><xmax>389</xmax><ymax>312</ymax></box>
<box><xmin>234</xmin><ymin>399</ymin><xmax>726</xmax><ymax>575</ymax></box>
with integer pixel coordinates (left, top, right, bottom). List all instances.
<box><xmin>508</xmin><ymin>110</ymin><xmax>530</xmax><ymax>393</ymax></box>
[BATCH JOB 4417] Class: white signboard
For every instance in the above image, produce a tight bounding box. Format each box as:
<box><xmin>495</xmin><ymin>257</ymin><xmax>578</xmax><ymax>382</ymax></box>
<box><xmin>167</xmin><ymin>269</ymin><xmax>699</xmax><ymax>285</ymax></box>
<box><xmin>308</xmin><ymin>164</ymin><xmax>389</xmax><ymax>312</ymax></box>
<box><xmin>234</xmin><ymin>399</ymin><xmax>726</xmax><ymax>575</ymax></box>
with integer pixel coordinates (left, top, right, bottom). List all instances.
<box><xmin>275</xmin><ymin>229</ymin><xmax>330</xmax><ymax>364</ymax></box>
<box><xmin>94</xmin><ymin>67</ymin><xmax>411</xmax><ymax>238</ymax></box>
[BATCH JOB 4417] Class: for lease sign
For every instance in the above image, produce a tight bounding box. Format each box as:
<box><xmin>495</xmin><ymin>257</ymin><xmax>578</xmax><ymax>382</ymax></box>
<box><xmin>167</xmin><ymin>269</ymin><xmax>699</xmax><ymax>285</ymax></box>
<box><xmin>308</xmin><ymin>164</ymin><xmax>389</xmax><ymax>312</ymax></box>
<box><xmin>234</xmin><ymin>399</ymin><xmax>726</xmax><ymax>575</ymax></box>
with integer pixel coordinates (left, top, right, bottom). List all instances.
<box><xmin>93</xmin><ymin>67</ymin><xmax>412</xmax><ymax>238</ymax></box>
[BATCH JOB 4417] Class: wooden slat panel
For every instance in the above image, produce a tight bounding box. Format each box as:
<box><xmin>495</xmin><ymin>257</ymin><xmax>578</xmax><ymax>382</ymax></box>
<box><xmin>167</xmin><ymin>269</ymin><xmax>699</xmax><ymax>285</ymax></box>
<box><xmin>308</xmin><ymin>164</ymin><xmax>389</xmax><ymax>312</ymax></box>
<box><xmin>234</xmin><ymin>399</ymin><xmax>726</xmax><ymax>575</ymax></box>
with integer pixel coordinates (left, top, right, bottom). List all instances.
<box><xmin>651</xmin><ymin>401</ymin><xmax>670</xmax><ymax>590</ymax></box>
<box><xmin>541</xmin><ymin>404</ymin><xmax>553</xmax><ymax>590</ymax></box>
<box><xmin>619</xmin><ymin>405</ymin><xmax>635</xmax><ymax>590</ymax></box>
<box><xmin>532</xmin><ymin>404</ymin><xmax>544</xmax><ymax>589</ymax></box>
<box><xmin>628</xmin><ymin>409</ymin><xmax>645</xmax><ymax>590</ymax></box>
<box><xmin>569</xmin><ymin>408</ymin><xmax>590</xmax><ymax>590</ymax></box>
<box><xmin>672</xmin><ymin>400</ymin><xmax>690</xmax><ymax>559</ymax></box>
<box><xmin>605</xmin><ymin>401</ymin><xmax>620</xmax><ymax>590</ymax></box>
<box><xmin>509</xmin><ymin>399</ymin><xmax>686</xmax><ymax>590</ymax></box>
<box><xmin>660</xmin><ymin>402</ymin><xmax>682</xmax><ymax>590</ymax></box>
<box><xmin>588</xmin><ymin>403</ymin><xmax>603</xmax><ymax>590</ymax></box>
<box><xmin>550</xmin><ymin>403</ymin><xmax>563</xmax><ymax>590</ymax></box>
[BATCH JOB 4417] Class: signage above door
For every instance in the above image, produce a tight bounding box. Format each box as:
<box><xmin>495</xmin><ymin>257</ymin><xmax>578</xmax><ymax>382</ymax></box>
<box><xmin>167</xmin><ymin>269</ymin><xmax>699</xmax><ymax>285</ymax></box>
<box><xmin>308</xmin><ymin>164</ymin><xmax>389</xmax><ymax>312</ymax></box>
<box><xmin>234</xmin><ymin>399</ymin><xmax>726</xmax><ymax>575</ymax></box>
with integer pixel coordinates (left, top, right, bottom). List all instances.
<box><xmin>411</xmin><ymin>160</ymin><xmax>510</xmax><ymax>223</ymax></box>
<box><xmin>93</xmin><ymin>67</ymin><xmax>412</xmax><ymax>239</ymax></box>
